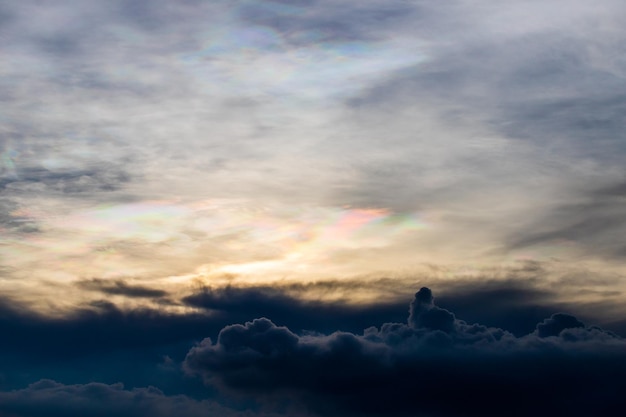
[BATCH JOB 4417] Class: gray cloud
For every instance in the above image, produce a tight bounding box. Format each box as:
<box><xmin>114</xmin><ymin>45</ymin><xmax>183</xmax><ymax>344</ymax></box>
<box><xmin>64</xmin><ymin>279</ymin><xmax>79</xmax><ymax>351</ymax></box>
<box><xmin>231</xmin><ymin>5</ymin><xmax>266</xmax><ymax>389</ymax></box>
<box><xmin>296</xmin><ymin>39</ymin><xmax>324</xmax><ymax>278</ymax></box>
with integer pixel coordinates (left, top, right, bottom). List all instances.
<box><xmin>1</xmin><ymin>166</ymin><xmax>131</xmax><ymax>195</ymax></box>
<box><xmin>507</xmin><ymin>180</ymin><xmax>626</xmax><ymax>258</ymax></box>
<box><xmin>239</xmin><ymin>0</ymin><xmax>417</xmax><ymax>45</ymax></box>
<box><xmin>77</xmin><ymin>278</ymin><xmax>168</xmax><ymax>299</ymax></box>
<box><xmin>0</xmin><ymin>199</ymin><xmax>39</xmax><ymax>233</ymax></box>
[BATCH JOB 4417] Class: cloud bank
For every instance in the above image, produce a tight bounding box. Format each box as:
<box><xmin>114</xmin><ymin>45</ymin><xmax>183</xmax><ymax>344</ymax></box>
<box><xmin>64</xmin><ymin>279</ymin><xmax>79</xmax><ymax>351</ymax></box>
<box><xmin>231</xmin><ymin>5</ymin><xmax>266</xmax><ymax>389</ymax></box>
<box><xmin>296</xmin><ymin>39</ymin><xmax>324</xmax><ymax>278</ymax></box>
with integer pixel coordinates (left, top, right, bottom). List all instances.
<box><xmin>185</xmin><ymin>288</ymin><xmax>626</xmax><ymax>416</ymax></box>
<box><xmin>0</xmin><ymin>380</ymin><xmax>252</xmax><ymax>417</ymax></box>
<box><xmin>0</xmin><ymin>284</ymin><xmax>624</xmax><ymax>416</ymax></box>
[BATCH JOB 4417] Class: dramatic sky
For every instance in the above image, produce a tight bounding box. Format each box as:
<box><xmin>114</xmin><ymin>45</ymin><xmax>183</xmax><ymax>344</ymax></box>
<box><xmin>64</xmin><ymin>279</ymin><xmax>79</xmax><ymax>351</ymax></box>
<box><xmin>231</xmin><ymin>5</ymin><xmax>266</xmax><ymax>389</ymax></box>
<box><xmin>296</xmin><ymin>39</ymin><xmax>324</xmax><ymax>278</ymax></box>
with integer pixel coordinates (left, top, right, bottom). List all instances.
<box><xmin>1</xmin><ymin>1</ymin><xmax>626</xmax><ymax>416</ymax></box>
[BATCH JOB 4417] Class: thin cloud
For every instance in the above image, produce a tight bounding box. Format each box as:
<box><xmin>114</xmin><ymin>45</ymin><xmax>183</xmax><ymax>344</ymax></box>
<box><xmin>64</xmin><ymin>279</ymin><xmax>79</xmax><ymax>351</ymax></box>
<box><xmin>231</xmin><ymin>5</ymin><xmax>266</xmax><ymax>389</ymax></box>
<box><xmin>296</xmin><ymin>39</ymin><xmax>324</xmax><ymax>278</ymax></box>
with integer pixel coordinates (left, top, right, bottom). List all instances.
<box><xmin>77</xmin><ymin>278</ymin><xmax>168</xmax><ymax>299</ymax></box>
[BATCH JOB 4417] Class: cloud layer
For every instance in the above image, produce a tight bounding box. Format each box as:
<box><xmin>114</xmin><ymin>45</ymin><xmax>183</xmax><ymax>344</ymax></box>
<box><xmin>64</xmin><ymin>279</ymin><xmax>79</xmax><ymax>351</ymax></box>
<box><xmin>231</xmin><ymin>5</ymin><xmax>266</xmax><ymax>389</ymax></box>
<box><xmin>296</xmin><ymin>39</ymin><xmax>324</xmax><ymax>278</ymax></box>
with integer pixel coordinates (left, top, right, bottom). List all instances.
<box><xmin>1</xmin><ymin>284</ymin><xmax>624</xmax><ymax>416</ymax></box>
<box><xmin>3</xmin><ymin>0</ymin><xmax>626</xmax><ymax>299</ymax></box>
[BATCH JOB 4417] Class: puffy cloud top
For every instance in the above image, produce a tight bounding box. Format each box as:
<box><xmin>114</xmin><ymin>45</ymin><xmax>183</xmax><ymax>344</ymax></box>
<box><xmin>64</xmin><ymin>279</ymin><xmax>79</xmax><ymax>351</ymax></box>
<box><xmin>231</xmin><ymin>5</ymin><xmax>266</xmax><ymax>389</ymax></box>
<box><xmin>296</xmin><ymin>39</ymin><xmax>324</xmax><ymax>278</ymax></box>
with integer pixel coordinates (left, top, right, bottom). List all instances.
<box><xmin>185</xmin><ymin>288</ymin><xmax>626</xmax><ymax>416</ymax></box>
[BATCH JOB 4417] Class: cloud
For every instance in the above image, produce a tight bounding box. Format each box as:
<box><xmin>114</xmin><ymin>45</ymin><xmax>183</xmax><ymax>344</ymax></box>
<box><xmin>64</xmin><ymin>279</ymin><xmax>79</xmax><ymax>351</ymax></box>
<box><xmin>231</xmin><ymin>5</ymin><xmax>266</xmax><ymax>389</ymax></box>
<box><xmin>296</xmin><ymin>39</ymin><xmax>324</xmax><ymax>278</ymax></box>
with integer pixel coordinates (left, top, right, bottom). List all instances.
<box><xmin>0</xmin><ymin>295</ymin><xmax>224</xmax><ymax>395</ymax></box>
<box><xmin>238</xmin><ymin>0</ymin><xmax>416</xmax><ymax>45</ymax></box>
<box><xmin>77</xmin><ymin>278</ymin><xmax>168</xmax><ymax>299</ymax></box>
<box><xmin>0</xmin><ymin>297</ymin><xmax>222</xmax><ymax>360</ymax></box>
<box><xmin>185</xmin><ymin>287</ymin><xmax>626</xmax><ymax>417</ymax></box>
<box><xmin>0</xmin><ymin>379</ymin><xmax>252</xmax><ymax>417</ymax></box>
<box><xmin>183</xmin><ymin>284</ymin><xmax>408</xmax><ymax>334</ymax></box>
<box><xmin>433</xmin><ymin>278</ymin><xmax>559</xmax><ymax>336</ymax></box>
<box><xmin>506</xmin><ymin>181</ymin><xmax>626</xmax><ymax>259</ymax></box>
<box><xmin>3</xmin><ymin>0</ymin><xmax>626</xmax><ymax>294</ymax></box>
<box><xmin>0</xmin><ymin>199</ymin><xmax>40</xmax><ymax>233</ymax></box>
<box><xmin>1</xmin><ymin>166</ymin><xmax>131</xmax><ymax>195</ymax></box>
<box><xmin>0</xmin><ymin>282</ymin><xmax>624</xmax><ymax>416</ymax></box>
<box><xmin>329</xmin><ymin>0</ymin><xmax>626</xmax><ymax>264</ymax></box>
<box><xmin>535</xmin><ymin>313</ymin><xmax>585</xmax><ymax>338</ymax></box>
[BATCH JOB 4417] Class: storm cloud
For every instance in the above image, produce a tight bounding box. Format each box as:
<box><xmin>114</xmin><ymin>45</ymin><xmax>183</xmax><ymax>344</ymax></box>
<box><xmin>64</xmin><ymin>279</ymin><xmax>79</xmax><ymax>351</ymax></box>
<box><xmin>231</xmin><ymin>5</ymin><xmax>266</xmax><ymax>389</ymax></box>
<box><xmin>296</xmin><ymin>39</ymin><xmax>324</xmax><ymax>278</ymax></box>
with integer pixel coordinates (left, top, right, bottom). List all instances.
<box><xmin>185</xmin><ymin>288</ymin><xmax>626</xmax><ymax>417</ymax></box>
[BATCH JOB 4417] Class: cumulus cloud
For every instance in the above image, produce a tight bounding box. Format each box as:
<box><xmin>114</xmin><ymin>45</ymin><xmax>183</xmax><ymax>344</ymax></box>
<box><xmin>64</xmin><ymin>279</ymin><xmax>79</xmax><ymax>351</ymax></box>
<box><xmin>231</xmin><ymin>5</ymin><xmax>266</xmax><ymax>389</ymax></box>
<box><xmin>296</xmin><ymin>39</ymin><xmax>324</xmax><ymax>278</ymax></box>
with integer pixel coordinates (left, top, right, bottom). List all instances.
<box><xmin>185</xmin><ymin>287</ymin><xmax>626</xmax><ymax>417</ymax></box>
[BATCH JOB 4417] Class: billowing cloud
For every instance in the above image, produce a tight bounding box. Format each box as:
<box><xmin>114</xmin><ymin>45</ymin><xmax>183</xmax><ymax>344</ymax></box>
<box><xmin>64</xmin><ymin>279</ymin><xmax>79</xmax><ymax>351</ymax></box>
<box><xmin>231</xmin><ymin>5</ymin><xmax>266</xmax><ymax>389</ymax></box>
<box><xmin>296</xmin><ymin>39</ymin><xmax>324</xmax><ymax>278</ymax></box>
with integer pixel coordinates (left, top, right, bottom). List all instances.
<box><xmin>185</xmin><ymin>288</ymin><xmax>626</xmax><ymax>416</ymax></box>
<box><xmin>0</xmin><ymin>283</ymin><xmax>624</xmax><ymax>416</ymax></box>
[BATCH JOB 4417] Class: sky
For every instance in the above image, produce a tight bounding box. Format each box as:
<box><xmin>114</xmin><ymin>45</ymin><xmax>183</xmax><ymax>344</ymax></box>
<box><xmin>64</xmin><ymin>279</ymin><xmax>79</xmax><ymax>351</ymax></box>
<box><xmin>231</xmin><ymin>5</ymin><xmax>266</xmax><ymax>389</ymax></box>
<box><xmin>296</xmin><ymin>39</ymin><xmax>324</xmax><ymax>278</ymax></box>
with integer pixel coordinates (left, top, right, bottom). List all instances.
<box><xmin>1</xmin><ymin>0</ymin><xmax>626</xmax><ymax>416</ymax></box>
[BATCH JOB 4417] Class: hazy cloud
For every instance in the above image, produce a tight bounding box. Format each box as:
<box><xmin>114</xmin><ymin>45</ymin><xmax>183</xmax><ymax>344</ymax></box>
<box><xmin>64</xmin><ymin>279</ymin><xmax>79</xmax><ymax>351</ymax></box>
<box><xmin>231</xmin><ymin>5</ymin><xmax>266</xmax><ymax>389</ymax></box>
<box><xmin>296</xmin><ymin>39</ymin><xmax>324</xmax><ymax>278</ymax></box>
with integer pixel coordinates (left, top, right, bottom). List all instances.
<box><xmin>77</xmin><ymin>278</ymin><xmax>168</xmax><ymax>299</ymax></box>
<box><xmin>507</xmin><ymin>181</ymin><xmax>626</xmax><ymax>259</ymax></box>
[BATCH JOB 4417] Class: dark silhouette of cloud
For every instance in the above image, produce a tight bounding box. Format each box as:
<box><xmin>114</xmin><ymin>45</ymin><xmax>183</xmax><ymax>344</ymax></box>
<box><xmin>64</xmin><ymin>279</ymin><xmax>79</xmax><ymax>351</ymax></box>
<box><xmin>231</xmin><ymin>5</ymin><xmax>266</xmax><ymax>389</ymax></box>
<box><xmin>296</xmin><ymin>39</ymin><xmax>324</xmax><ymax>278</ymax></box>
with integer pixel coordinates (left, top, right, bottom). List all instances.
<box><xmin>407</xmin><ymin>287</ymin><xmax>455</xmax><ymax>332</ymax></box>
<box><xmin>0</xmin><ymin>297</ymin><xmax>223</xmax><ymax>360</ymax></box>
<box><xmin>434</xmin><ymin>281</ymin><xmax>558</xmax><ymax>336</ymax></box>
<box><xmin>185</xmin><ymin>288</ymin><xmax>626</xmax><ymax>417</ymax></box>
<box><xmin>536</xmin><ymin>313</ymin><xmax>585</xmax><ymax>338</ymax></box>
<box><xmin>1</xmin><ymin>282</ymin><xmax>624</xmax><ymax>416</ymax></box>
<box><xmin>183</xmin><ymin>284</ymin><xmax>408</xmax><ymax>334</ymax></box>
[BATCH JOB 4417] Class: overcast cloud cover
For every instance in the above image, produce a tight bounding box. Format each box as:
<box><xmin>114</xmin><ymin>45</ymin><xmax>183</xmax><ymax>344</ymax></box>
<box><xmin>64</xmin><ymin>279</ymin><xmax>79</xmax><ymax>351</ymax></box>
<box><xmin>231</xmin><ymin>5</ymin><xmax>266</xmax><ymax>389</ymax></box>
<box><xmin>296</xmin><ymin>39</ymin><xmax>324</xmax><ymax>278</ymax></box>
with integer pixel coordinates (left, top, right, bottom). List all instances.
<box><xmin>1</xmin><ymin>0</ymin><xmax>626</xmax><ymax>415</ymax></box>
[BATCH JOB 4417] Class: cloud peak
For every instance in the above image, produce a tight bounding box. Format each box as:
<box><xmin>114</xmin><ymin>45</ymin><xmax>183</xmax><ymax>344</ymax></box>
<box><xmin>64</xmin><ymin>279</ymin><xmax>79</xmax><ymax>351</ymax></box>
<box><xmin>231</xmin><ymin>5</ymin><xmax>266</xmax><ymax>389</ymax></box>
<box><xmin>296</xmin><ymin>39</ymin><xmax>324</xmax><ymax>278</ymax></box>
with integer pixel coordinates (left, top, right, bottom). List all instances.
<box><xmin>184</xmin><ymin>287</ymin><xmax>625</xmax><ymax>416</ymax></box>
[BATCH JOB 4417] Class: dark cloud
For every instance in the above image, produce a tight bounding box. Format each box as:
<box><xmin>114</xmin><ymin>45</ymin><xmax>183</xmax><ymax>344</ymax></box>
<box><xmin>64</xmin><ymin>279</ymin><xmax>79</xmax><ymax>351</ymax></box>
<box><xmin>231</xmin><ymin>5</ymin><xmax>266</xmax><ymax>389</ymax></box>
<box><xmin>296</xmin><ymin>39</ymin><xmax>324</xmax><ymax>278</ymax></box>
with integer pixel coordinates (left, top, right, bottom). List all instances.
<box><xmin>0</xmin><ymin>297</ymin><xmax>221</xmax><ymax>360</ymax></box>
<box><xmin>1</xmin><ymin>277</ymin><xmax>589</xmax><ymax>364</ymax></box>
<box><xmin>77</xmin><ymin>278</ymin><xmax>168</xmax><ymax>299</ymax></box>
<box><xmin>407</xmin><ymin>287</ymin><xmax>456</xmax><ymax>333</ymax></box>
<box><xmin>183</xmin><ymin>284</ymin><xmax>408</xmax><ymax>334</ymax></box>
<box><xmin>0</xmin><ymin>379</ymin><xmax>249</xmax><ymax>417</ymax></box>
<box><xmin>0</xmin><ymin>283</ymin><xmax>624</xmax><ymax>416</ymax></box>
<box><xmin>0</xmin><ymin>295</ymin><xmax>224</xmax><ymax>394</ymax></box>
<box><xmin>536</xmin><ymin>313</ymin><xmax>585</xmax><ymax>338</ymax></box>
<box><xmin>431</xmin><ymin>276</ymin><xmax>569</xmax><ymax>337</ymax></box>
<box><xmin>0</xmin><ymin>282</ymin><xmax>407</xmax><ymax>392</ymax></box>
<box><xmin>185</xmin><ymin>288</ymin><xmax>626</xmax><ymax>417</ymax></box>
<box><xmin>189</xmin><ymin>277</ymin><xmax>626</xmax><ymax>338</ymax></box>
